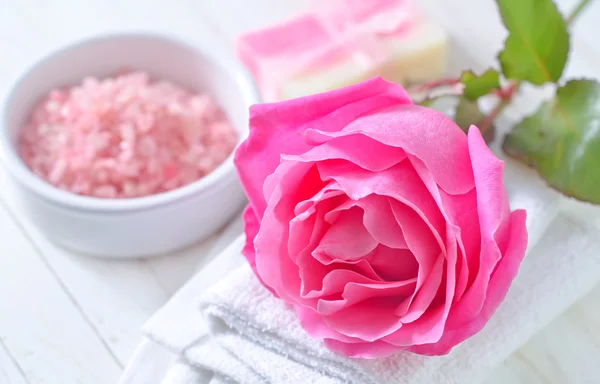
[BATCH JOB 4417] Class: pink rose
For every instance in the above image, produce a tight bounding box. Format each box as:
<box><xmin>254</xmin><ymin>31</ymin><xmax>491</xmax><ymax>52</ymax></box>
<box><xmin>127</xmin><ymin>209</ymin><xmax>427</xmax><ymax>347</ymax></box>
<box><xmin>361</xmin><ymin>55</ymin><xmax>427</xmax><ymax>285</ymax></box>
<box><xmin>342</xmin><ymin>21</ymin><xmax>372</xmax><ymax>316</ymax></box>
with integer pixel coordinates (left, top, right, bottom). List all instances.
<box><xmin>234</xmin><ymin>78</ymin><xmax>528</xmax><ymax>358</ymax></box>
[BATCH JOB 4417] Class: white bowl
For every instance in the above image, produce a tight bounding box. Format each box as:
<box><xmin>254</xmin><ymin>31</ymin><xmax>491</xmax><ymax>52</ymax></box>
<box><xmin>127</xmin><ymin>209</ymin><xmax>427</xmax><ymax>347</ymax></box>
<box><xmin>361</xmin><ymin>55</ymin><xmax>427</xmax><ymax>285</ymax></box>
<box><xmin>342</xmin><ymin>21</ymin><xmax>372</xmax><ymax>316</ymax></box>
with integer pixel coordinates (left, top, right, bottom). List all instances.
<box><xmin>0</xmin><ymin>33</ymin><xmax>259</xmax><ymax>258</ymax></box>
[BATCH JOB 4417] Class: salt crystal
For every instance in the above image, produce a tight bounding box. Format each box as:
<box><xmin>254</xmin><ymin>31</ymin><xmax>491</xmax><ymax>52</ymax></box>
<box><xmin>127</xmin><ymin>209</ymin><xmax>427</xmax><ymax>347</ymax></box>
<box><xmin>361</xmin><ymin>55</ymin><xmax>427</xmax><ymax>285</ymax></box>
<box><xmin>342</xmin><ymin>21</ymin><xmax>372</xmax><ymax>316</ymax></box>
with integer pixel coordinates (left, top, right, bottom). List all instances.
<box><xmin>19</xmin><ymin>70</ymin><xmax>237</xmax><ymax>199</ymax></box>
<box><xmin>94</xmin><ymin>185</ymin><xmax>118</xmax><ymax>198</ymax></box>
<box><xmin>48</xmin><ymin>159</ymin><xmax>67</xmax><ymax>184</ymax></box>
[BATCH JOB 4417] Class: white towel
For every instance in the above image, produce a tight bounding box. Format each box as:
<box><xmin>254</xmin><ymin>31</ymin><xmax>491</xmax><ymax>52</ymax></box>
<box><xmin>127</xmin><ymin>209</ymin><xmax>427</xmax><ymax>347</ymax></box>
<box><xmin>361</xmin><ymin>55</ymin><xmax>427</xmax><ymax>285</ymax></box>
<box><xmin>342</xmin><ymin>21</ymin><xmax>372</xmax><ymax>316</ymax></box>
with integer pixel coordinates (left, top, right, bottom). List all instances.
<box><xmin>119</xmin><ymin>159</ymin><xmax>600</xmax><ymax>384</ymax></box>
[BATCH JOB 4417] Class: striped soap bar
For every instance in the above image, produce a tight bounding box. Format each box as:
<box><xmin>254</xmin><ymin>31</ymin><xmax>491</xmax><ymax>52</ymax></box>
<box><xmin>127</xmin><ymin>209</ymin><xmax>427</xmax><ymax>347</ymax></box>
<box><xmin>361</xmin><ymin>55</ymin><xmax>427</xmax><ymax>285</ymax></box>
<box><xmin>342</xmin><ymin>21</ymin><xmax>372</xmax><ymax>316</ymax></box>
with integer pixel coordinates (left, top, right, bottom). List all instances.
<box><xmin>237</xmin><ymin>0</ymin><xmax>448</xmax><ymax>101</ymax></box>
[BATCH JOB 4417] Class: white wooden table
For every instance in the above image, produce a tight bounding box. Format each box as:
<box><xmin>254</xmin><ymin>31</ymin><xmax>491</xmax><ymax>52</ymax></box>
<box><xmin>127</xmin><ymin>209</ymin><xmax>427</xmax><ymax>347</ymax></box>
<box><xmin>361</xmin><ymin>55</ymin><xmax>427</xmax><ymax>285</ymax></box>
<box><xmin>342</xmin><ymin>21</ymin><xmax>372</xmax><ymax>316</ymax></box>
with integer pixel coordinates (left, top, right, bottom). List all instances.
<box><xmin>0</xmin><ymin>1</ymin><xmax>599</xmax><ymax>383</ymax></box>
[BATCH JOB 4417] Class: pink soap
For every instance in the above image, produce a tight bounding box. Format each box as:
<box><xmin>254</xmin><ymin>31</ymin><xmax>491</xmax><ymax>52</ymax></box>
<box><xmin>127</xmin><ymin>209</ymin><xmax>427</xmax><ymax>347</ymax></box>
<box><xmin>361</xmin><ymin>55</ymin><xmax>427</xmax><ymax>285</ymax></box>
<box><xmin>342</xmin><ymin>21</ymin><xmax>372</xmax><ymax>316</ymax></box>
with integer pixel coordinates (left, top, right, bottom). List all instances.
<box><xmin>237</xmin><ymin>0</ymin><xmax>446</xmax><ymax>102</ymax></box>
<box><xmin>238</xmin><ymin>14</ymin><xmax>339</xmax><ymax>101</ymax></box>
<box><xmin>19</xmin><ymin>71</ymin><xmax>237</xmax><ymax>199</ymax></box>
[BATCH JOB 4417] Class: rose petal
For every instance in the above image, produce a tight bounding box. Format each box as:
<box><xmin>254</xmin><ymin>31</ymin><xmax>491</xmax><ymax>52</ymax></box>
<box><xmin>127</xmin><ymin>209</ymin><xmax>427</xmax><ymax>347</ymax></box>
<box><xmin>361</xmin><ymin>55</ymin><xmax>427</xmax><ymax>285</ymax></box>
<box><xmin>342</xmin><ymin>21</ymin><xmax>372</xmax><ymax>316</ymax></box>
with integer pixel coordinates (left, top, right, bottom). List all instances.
<box><xmin>322</xmin><ymin>299</ymin><xmax>404</xmax><ymax>341</ymax></box>
<box><xmin>284</xmin><ymin>133</ymin><xmax>406</xmax><ymax>172</ymax></box>
<box><xmin>289</xmin><ymin>182</ymin><xmax>344</xmax><ymax>261</ymax></box>
<box><xmin>383</xmin><ymin>224</ymin><xmax>458</xmax><ymax>347</ymax></box>
<box><xmin>382</xmin><ymin>305</ymin><xmax>446</xmax><ymax>347</ymax></box>
<box><xmin>409</xmin><ymin>155</ymin><xmax>476</xmax><ymax>301</ymax></box>
<box><xmin>315</xmin><ymin>207</ymin><xmax>379</xmax><ymax>260</ymax></box>
<box><xmin>298</xmin><ymin>209</ymin><xmax>385</xmax><ymax>298</ymax></box>
<box><xmin>361</xmin><ymin>198</ymin><xmax>410</xmax><ymax>249</ymax></box>
<box><xmin>296</xmin><ymin>306</ymin><xmax>370</xmax><ymax>344</ymax></box>
<box><xmin>445</xmin><ymin>127</ymin><xmax>511</xmax><ymax>329</ymax></box>
<box><xmin>301</xmin><ymin>269</ymin><xmax>384</xmax><ymax>299</ymax></box>
<box><xmin>409</xmin><ymin>210</ymin><xmax>527</xmax><ymax>355</ymax></box>
<box><xmin>364</xmin><ymin>245</ymin><xmax>418</xmax><ymax>281</ymax></box>
<box><xmin>294</xmin><ymin>203</ymin><xmax>334</xmax><ymax>296</ymax></box>
<box><xmin>293</xmin><ymin>193</ymin><xmax>384</xmax><ymax>298</ymax></box>
<box><xmin>234</xmin><ymin>78</ymin><xmax>412</xmax><ymax>217</ymax></box>
<box><xmin>439</xmin><ymin>189</ymin><xmax>479</xmax><ymax>301</ymax></box>
<box><xmin>394</xmin><ymin>250</ymin><xmax>443</xmax><ymax>322</ymax></box>
<box><xmin>453</xmin><ymin>239</ymin><xmax>470</xmax><ymax>303</ymax></box>
<box><xmin>317</xmin><ymin>159</ymin><xmax>446</xmax><ymax>247</ymax></box>
<box><xmin>305</xmin><ymin>104</ymin><xmax>475</xmax><ymax>196</ymax></box>
<box><xmin>262</xmin><ymin>160</ymin><xmax>323</xmax><ymax>206</ymax></box>
<box><xmin>254</xmin><ymin>161</ymin><xmax>318</xmax><ymax>301</ymax></box>
<box><xmin>297</xmin><ymin>219</ymin><xmax>456</xmax><ymax>357</ymax></box>
<box><xmin>317</xmin><ymin>278</ymin><xmax>417</xmax><ymax>316</ymax></box>
<box><xmin>324</xmin><ymin>195</ymin><xmax>409</xmax><ymax>249</ymax></box>
<box><xmin>387</xmin><ymin>200</ymin><xmax>442</xmax><ymax>318</ymax></box>
<box><xmin>293</xmin><ymin>181</ymin><xmax>344</xmax><ymax>218</ymax></box>
<box><xmin>240</xmin><ymin>205</ymin><xmax>264</xmax><ymax>283</ymax></box>
<box><xmin>311</xmin><ymin>256</ymin><xmax>384</xmax><ymax>282</ymax></box>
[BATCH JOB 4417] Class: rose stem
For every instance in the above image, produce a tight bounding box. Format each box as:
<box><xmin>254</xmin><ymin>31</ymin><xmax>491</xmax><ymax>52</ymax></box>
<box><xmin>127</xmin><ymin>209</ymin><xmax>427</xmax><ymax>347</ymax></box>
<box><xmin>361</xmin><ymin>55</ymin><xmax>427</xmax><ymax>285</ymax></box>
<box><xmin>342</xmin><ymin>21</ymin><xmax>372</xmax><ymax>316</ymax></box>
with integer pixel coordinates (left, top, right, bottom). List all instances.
<box><xmin>410</xmin><ymin>78</ymin><xmax>461</xmax><ymax>93</ymax></box>
<box><xmin>477</xmin><ymin>81</ymin><xmax>519</xmax><ymax>137</ymax></box>
<box><xmin>411</xmin><ymin>0</ymin><xmax>594</xmax><ymax>117</ymax></box>
<box><xmin>567</xmin><ymin>0</ymin><xmax>594</xmax><ymax>24</ymax></box>
<box><xmin>477</xmin><ymin>0</ymin><xmax>594</xmax><ymax>131</ymax></box>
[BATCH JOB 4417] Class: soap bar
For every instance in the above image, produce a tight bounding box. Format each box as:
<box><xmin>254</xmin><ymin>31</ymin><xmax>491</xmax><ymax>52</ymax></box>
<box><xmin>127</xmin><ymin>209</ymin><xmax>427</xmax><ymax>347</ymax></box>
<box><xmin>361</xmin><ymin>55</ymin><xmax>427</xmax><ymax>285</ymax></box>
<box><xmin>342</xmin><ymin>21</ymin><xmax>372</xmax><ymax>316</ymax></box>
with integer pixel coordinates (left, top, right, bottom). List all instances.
<box><xmin>237</xmin><ymin>0</ymin><xmax>448</xmax><ymax>102</ymax></box>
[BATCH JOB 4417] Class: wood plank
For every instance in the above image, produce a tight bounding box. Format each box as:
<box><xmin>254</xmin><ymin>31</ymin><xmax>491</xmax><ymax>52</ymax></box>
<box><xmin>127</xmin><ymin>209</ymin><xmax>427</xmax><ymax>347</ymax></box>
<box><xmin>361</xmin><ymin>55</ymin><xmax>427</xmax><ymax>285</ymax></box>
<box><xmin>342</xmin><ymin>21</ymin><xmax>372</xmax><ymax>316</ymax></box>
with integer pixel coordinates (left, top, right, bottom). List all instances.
<box><xmin>0</xmin><ymin>169</ymin><xmax>170</xmax><ymax>366</ymax></box>
<box><xmin>0</xmin><ymin>341</ymin><xmax>29</xmax><ymax>384</ymax></box>
<box><xmin>145</xmin><ymin>238</ymin><xmax>218</xmax><ymax>297</ymax></box>
<box><xmin>0</xmin><ymin>199</ymin><xmax>122</xmax><ymax>384</ymax></box>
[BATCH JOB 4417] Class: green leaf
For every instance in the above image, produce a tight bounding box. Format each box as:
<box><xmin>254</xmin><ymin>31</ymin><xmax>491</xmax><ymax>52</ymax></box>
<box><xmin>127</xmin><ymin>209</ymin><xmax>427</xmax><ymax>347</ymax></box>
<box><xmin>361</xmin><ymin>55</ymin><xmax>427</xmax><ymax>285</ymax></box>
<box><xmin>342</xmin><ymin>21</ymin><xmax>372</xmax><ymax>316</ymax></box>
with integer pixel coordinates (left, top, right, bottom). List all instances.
<box><xmin>455</xmin><ymin>98</ymin><xmax>496</xmax><ymax>143</ymax></box>
<box><xmin>419</xmin><ymin>95</ymin><xmax>458</xmax><ymax>116</ymax></box>
<box><xmin>503</xmin><ymin>79</ymin><xmax>600</xmax><ymax>204</ymax></box>
<box><xmin>496</xmin><ymin>0</ymin><xmax>569</xmax><ymax>85</ymax></box>
<box><xmin>455</xmin><ymin>98</ymin><xmax>484</xmax><ymax>132</ymax></box>
<box><xmin>460</xmin><ymin>69</ymin><xmax>501</xmax><ymax>101</ymax></box>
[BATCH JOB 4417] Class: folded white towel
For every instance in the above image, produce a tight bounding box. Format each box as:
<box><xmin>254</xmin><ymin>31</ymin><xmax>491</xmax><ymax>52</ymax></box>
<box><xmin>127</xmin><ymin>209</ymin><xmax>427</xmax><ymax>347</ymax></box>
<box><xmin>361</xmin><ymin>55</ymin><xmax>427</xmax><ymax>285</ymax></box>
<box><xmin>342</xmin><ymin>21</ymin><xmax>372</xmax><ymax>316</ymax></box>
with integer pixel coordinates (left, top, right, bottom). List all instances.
<box><xmin>120</xmin><ymin>168</ymin><xmax>600</xmax><ymax>384</ymax></box>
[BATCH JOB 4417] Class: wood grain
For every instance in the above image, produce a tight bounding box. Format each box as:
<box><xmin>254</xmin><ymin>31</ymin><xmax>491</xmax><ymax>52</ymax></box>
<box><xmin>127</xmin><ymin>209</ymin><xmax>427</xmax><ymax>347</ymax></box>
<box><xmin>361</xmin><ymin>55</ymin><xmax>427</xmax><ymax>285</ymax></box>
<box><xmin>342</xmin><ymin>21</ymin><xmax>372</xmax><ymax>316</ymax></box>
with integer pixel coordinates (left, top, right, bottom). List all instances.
<box><xmin>0</xmin><ymin>199</ymin><xmax>122</xmax><ymax>383</ymax></box>
<box><xmin>0</xmin><ymin>342</ymin><xmax>28</xmax><ymax>384</ymax></box>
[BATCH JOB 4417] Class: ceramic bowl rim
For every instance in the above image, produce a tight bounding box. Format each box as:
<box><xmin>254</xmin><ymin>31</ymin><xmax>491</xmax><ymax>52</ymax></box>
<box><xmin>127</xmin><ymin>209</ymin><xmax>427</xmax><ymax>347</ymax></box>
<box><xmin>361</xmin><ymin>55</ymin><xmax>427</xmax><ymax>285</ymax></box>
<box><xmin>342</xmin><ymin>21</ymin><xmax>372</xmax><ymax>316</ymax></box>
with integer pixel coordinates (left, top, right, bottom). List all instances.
<box><xmin>0</xmin><ymin>32</ymin><xmax>259</xmax><ymax>213</ymax></box>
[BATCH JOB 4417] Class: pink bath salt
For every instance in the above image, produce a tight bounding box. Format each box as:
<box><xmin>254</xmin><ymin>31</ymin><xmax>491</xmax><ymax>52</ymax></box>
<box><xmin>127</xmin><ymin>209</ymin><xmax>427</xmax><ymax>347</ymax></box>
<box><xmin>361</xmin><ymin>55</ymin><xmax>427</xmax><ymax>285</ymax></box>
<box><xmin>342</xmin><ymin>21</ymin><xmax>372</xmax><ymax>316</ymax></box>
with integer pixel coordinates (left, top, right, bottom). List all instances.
<box><xmin>19</xmin><ymin>71</ymin><xmax>238</xmax><ymax>198</ymax></box>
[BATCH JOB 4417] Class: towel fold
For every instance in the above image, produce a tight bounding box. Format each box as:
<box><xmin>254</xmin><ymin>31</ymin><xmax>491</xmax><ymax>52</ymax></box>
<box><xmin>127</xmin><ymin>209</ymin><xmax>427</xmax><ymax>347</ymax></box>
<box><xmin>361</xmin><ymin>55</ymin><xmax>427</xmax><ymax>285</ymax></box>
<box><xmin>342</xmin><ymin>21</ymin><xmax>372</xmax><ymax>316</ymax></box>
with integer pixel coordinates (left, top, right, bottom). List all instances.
<box><xmin>120</xmin><ymin>169</ymin><xmax>600</xmax><ymax>384</ymax></box>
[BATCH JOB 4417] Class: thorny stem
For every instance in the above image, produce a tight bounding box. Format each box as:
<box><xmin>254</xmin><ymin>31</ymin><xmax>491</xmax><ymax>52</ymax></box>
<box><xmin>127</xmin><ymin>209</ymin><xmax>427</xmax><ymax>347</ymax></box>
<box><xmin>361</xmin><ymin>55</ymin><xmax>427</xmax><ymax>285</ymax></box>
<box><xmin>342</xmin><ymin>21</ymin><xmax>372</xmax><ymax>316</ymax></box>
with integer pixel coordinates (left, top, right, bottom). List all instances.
<box><xmin>567</xmin><ymin>0</ymin><xmax>593</xmax><ymax>24</ymax></box>
<box><xmin>477</xmin><ymin>85</ymin><xmax>516</xmax><ymax>136</ymax></box>
<box><xmin>482</xmin><ymin>0</ymin><xmax>593</xmax><ymax>127</ymax></box>
<box><xmin>412</xmin><ymin>0</ymin><xmax>593</xmax><ymax>132</ymax></box>
<box><xmin>410</xmin><ymin>78</ymin><xmax>461</xmax><ymax>93</ymax></box>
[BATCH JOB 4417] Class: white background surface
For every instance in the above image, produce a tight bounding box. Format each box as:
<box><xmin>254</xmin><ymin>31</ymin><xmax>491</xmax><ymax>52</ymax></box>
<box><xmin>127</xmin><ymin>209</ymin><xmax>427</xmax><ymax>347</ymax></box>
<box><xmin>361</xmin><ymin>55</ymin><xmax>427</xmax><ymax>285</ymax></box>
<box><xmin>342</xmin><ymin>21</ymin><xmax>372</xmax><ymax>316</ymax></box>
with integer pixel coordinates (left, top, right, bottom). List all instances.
<box><xmin>0</xmin><ymin>0</ymin><xmax>599</xmax><ymax>383</ymax></box>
